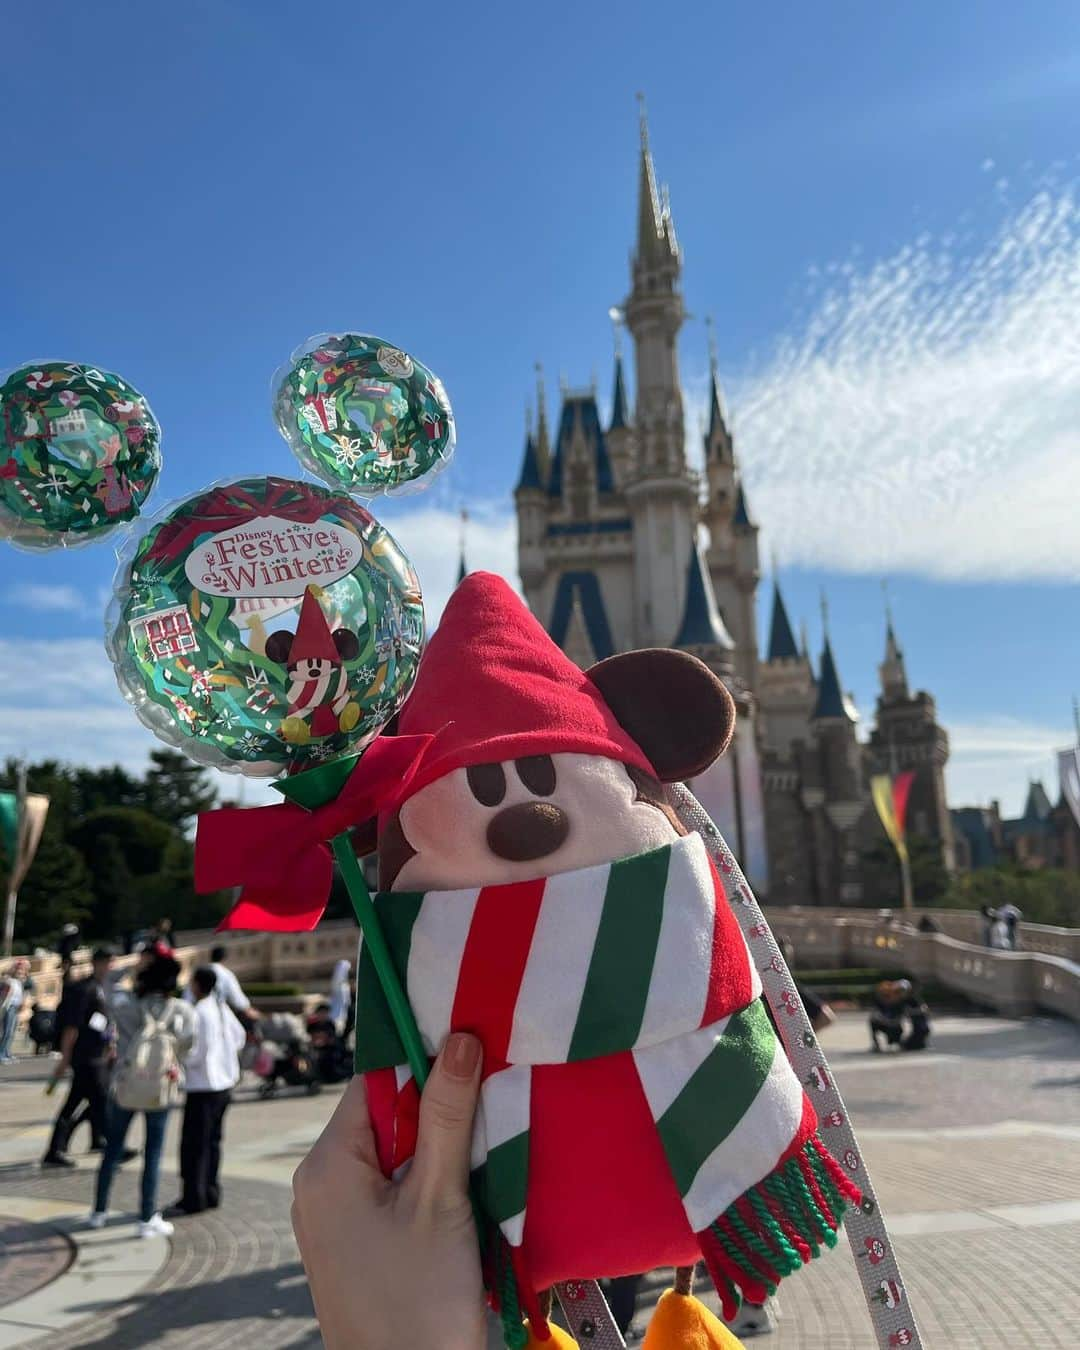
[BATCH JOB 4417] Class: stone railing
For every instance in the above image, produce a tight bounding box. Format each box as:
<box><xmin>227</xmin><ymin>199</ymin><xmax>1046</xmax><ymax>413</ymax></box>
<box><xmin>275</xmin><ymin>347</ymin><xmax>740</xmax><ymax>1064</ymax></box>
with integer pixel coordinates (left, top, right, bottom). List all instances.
<box><xmin>768</xmin><ymin>910</ymin><xmax>1080</xmax><ymax>1021</ymax></box>
<box><xmin>6</xmin><ymin>910</ymin><xmax>1079</xmax><ymax>1026</ymax></box>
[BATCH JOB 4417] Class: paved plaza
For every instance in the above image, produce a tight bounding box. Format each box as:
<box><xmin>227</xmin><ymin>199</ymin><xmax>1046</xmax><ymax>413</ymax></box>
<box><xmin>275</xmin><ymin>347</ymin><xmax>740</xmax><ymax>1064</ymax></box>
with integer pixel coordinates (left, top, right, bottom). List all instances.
<box><xmin>1</xmin><ymin>1012</ymin><xmax>1078</xmax><ymax>1349</ymax></box>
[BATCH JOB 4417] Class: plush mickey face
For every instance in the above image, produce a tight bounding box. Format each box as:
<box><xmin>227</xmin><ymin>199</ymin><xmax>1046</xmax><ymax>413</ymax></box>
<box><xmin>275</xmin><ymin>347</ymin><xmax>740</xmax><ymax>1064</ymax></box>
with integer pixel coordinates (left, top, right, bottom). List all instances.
<box><xmin>370</xmin><ymin>648</ymin><xmax>736</xmax><ymax>893</ymax></box>
<box><xmin>384</xmin><ymin>754</ymin><xmax>683</xmax><ymax>892</ymax></box>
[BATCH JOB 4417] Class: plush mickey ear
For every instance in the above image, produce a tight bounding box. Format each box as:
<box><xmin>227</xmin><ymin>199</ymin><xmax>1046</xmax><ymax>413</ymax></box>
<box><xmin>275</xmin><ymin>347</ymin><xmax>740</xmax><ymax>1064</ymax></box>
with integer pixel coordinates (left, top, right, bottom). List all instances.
<box><xmin>586</xmin><ymin>649</ymin><xmax>736</xmax><ymax>782</ymax></box>
<box><xmin>264</xmin><ymin>630</ymin><xmax>294</xmax><ymax>664</ymax></box>
<box><xmin>334</xmin><ymin>628</ymin><xmax>360</xmax><ymax>661</ymax></box>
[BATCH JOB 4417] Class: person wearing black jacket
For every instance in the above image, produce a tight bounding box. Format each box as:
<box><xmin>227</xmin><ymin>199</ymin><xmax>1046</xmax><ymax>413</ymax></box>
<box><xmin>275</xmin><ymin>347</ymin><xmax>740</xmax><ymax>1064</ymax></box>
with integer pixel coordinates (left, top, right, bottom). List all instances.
<box><xmin>43</xmin><ymin>948</ymin><xmax>116</xmax><ymax>1166</ymax></box>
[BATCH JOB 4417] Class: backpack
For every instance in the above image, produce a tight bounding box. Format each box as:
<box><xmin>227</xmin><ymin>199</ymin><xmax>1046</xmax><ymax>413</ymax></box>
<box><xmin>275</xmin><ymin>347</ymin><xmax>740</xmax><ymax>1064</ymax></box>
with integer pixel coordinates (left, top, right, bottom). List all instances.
<box><xmin>113</xmin><ymin>1000</ymin><xmax>180</xmax><ymax>1111</ymax></box>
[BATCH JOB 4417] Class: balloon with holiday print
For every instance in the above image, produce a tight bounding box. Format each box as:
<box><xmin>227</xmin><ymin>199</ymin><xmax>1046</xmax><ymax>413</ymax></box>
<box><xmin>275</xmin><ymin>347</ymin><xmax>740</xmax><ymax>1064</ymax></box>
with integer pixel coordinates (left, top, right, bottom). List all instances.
<box><xmin>107</xmin><ymin>476</ymin><xmax>425</xmax><ymax>776</ymax></box>
<box><xmin>272</xmin><ymin>333</ymin><xmax>454</xmax><ymax>497</ymax></box>
<box><xmin>0</xmin><ymin>362</ymin><xmax>161</xmax><ymax>549</ymax></box>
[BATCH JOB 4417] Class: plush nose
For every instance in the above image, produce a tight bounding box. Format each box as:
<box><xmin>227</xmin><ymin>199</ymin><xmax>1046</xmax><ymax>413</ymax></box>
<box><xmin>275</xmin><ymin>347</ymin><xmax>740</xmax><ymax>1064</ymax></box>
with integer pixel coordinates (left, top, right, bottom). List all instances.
<box><xmin>487</xmin><ymin>802</ymin><xmax>570</xmax><ymax>862</ymax></box>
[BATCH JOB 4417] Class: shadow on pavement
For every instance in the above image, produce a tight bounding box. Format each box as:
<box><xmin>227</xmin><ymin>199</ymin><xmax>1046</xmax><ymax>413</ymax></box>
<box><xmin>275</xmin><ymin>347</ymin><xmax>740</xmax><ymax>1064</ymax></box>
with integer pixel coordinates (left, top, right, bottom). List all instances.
<box><xmin>57</xmin><ymin>1259</ymin><xmax>321</xmax><ymax>1349</ymax></box>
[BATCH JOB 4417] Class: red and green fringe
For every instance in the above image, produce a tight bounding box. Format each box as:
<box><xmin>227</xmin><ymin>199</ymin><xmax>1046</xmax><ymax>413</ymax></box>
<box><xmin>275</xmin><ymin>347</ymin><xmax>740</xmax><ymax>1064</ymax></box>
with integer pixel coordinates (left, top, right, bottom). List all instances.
<box><xmin>696</xmin><ymin>1134</ymin><xmax>861</xmax><ymax>1320</ymax></box>
<box><xmin>491</xmin><ymin>1134</ymin><xmax>859</xmax><ymax>1347</ymax></box>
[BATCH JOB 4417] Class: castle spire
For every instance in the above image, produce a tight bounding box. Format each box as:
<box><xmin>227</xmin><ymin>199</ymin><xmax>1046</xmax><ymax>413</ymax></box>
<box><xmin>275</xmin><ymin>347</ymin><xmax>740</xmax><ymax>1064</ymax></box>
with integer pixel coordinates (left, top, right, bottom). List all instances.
<box><xmin>814</xmin><ymin>594</ymin><xmax>857</xmax><ymax>721</ymax></box>
<box><xmin>879</xmin><ymin>582</ymin><xmax>909</xmax><ymax>700</ymax></box>
<box><xmin>534</xmin><ymin>362</ymin><xmax>551</xmax><ymax>479</ymax></box>
<box><xmin>635</xmin><ymin>93</ymin><xmax>667</xmax><ymax>267</ymax></box>
<box><xmin>515</xmin><ymin>405</ymin><xmax>543</xmax><ymax>492</ymax></box>
<box><xmin>673</xmin><ymin>538</ymin><xmax>734</xmax><ymax>656</ymax></box>
<box><xmin>766</xmin><ymin>575</ymin><xmax>799</xmax><ymax>662</ymax></box>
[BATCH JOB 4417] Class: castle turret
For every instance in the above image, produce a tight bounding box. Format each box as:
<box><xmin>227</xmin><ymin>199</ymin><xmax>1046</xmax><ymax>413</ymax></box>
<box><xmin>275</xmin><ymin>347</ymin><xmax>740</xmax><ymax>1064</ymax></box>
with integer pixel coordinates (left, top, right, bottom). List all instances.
<box><xmin>672</xmin><ymin>538</ymin><xmax>735</xmax><ymax>675</ymax></box>
<box><xmin>868</xmin><ymin>604</ymin><xmax>955</xmax><ymax>872</ymax></box>
<box><xmin>703</xmin><ymin>349</ymin><xmax>760</xmax><ymax>691</ymax></box>
<box><xmin>759</xmin><ymin>575</ymin><xmax>816</xmax><ymax>756</ymax></box>
<box><xmin>623</xmin><ymin>102</ymin><xmax>697</xmax><ymax>645</ymax></box>
<box><xmin>606</xmin><ymin>344</ymin><xmax>633</xmax><ymax>489</ymax></box>
<box><xmin>515</xmin><ymin>411</ymin><xmax>546</xmax><ymax>589</ymax></box>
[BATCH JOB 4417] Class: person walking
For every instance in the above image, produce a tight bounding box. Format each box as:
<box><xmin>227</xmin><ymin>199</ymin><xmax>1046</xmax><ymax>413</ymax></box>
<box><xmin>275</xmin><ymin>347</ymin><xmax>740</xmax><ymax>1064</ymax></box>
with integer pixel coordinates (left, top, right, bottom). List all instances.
<box><xmin>90</xmin><ymin>945</ymin><xmax>194</xmax><ymax>1236</ymax></box>
<box><xmin>328</xmin><ymin>959</ymin><xmax>351</xmax><ymax>1034</ymax></box>
<box><xmin>0</xmin><ymin>959</ymin><xmax>27</xmax><ymax>1063</ymax></box>
<box><xmin>43</xmin><ymin>949</ymin><xmax>116</xmax><ymax>1165</ymax></box>
<box><xmin>172</xmin><ymin>966</ymin><xmax>244</xmax><ymax>1215</ymax></box>
<box><xmin>185</xmin><ymin>945</ymin><xmax>254</xmax><ymax>1024</ymax></box>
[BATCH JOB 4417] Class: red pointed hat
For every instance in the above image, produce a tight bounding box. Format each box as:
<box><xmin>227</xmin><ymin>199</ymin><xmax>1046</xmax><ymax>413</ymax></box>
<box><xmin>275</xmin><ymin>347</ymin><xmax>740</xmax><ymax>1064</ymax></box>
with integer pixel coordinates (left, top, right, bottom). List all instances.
<box><xmin>289</xmin><ymin>586</ymin><xmax>339</xmax><ymax>664</ymax></box>
<box><xmin>387</xmin><ymin>571</ymin><xmax>653</xmax><ymax>809</ymax></box>
<box><xmin>197</xmin><ymin>573</ymin><xmax>655</xmax><ymax>931</ymax></box>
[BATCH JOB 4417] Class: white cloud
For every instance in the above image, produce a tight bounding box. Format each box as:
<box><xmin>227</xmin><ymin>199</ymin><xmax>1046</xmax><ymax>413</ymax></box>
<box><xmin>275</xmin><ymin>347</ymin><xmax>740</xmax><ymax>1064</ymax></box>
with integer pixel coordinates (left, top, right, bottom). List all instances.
<box><xmin>944</xmin><ymin>715</ymin><xmax>1074</xmax><ymax>814</ymax></box>
<box><xmin>378</xmin><ymin>500</ymin><xmax>519</xmax><ymax>626</ymax></box>
<box><xmin>4</xmin><ymin>583</ymin><xmax>84</xmax><ymax>613</ymax></box>
<box><xmin>721</xmin><ymin>182</ymin><xmax>1080</xmax><ymax>580</ymax></box>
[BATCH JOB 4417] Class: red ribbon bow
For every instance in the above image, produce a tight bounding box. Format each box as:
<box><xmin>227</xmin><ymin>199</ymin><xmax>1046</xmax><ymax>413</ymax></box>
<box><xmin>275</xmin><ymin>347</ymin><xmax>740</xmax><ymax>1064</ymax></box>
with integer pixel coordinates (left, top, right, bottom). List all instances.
<box><xmin>195</xmin><ymin>734</ymin><xmax>434</xmax><ymax>933</ymax></box>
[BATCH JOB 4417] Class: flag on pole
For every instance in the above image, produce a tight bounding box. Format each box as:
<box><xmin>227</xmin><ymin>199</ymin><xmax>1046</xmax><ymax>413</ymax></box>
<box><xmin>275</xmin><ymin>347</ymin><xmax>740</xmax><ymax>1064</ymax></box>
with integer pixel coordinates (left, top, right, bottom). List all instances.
<box><xmin>1</xmin><ymin>779</ymin><xmax>50</xmax><ymax>957</ymax></box>
<box><xmin>871</xmin><ymin>771</ymin><xmax>916</xmax><ymax>863</ymax></box>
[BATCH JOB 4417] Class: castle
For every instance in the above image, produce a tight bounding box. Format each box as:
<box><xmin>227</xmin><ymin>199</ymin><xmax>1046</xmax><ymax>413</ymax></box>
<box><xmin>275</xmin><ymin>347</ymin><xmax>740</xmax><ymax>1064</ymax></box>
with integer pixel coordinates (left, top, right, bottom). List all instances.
<box><xmin>511</xmin><ymin>110</ymin><xmax>955</xmax><ymax>905</ymax></box>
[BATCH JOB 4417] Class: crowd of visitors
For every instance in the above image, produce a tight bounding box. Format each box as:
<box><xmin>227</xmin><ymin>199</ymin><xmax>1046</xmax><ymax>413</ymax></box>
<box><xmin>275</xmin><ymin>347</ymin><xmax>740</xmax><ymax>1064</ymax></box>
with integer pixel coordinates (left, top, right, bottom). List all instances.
<box><xmin>0</xmin><ymin>930</ymin><xmax>335</xmax><ymax>1239</ymax></box>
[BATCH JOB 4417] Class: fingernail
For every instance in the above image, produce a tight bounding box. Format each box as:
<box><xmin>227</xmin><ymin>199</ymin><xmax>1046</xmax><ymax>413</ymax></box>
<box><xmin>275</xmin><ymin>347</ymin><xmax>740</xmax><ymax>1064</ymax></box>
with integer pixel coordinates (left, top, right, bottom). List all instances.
<box><xmin>445</xmin><ymin>1032</ymin><xmax>481</xmax><ymax>1079</ymax></box>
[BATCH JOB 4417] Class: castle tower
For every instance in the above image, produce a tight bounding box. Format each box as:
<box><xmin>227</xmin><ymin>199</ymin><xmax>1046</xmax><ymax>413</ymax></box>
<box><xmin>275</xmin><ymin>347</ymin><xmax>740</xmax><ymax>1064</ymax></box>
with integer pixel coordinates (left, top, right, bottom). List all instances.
<box><xmin>623</xmin><ymin>103</ymin><xmax>698</xmax><ymax>646</ymax></box>
<box><xmin>702</xmin><ymin>342</ymin><xmax>760</xmax><ymax>692</ymax></box>
<box><xmin>795</xmin><ymin>605</ymin><xmax>868</xmax><ymax>905</ymax></box>
<box><xmin>515</xmin><ymin>408</ymin><xmax>546</xmax><ymax>591</ymax></box>
<box><xmin>759</xmin><ymin>574</ymin><xmax>816</xmax><ymax>756</ymax></box>
<box><xmin>868</xmin><ymin>606</ymin><xmax>955</xmax><ymax>872</ymax></box>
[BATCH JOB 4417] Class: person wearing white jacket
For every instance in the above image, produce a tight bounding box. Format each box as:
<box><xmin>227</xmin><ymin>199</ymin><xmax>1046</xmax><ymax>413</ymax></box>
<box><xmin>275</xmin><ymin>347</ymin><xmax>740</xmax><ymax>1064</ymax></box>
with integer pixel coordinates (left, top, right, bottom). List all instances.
<box><xmin>172</xmin><ymin>966</ymin><xmax>245</xmax><ymax>1215</ymax></box>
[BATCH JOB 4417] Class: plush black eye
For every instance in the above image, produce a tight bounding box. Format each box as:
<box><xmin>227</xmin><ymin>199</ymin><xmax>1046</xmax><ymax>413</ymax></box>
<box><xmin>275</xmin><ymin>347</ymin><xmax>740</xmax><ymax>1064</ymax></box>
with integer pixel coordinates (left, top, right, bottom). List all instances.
<box><xmin>515</xmin><ymin>755</ymin><xmax>556</xmax><ymax>797</ymax></box>
<box><xmin>466</xmin><ymin>762</ymin><xmax>507</xmax><ymax>807</ymax></box>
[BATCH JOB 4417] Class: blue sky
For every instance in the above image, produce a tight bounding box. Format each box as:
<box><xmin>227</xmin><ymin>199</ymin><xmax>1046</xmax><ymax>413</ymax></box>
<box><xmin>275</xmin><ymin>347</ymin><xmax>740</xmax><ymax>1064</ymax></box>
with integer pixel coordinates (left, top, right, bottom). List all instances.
<box><xmin>2</xmin><ymin>1</ymin><xmax>1079</xmax><ymax>814</ymax></box>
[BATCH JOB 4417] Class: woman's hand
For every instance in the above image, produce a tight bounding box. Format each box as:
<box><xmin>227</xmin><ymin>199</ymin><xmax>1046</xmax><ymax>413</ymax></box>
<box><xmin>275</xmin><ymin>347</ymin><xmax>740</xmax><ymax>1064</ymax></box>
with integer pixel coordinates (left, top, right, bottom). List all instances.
<box><xmin>292</xmin><ymin>1033</ymin><xmax>487</xmax><ymax>1350</ymax></box>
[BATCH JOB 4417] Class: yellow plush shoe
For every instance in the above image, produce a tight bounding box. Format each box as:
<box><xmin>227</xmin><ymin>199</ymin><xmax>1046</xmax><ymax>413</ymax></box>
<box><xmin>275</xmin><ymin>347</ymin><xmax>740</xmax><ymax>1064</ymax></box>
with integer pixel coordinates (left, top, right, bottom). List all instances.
<box><xmin>641</xmin><ymin>1291</ymin><xmax>747</xmax><ymax>1350</ymax></box>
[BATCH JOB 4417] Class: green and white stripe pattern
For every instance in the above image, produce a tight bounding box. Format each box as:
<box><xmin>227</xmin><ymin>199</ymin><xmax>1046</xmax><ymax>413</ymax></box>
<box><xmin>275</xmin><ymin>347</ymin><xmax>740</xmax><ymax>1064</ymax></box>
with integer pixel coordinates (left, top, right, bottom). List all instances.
<box><xmin>355</xmin><ymin>832</ymin><xmax>818</xmax><ymax>1257</ymax></box>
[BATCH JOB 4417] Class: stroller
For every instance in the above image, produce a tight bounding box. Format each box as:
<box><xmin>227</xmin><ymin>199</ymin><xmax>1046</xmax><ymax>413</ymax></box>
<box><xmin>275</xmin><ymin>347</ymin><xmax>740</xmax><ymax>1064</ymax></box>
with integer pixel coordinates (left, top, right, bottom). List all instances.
<box><xmin>306</xmin><ymin>1005</ymin><xmax>353</xmax><ymax>1085</ymax></box>
<box><xmin>253</xmin><ymin>1012</ymin><xmax>321</xmax><ymax>1097</ymax></box>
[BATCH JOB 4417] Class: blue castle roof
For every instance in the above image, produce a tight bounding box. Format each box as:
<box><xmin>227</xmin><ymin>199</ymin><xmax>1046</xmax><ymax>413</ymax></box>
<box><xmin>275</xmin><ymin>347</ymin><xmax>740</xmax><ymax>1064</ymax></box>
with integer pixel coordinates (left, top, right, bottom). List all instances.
<box><xmin>547</xmin><ymin>394</ymin><xmax>614</xmax><ymax>499</ymax></box>
<box><xmin>548</xmin><ymin>570</ymin><xmax>615</xmax><ymax>661</ymax></box>
<box><xmin>674</xmin><ymin>543</ymin><xmax>734</xmax><ymax>649</ymax></box>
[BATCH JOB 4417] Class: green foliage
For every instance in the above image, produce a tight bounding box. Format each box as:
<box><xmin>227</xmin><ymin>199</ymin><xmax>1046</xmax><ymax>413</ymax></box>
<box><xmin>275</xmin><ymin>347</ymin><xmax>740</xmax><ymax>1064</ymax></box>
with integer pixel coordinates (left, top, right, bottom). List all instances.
<box><xmin>244</xmin><ymin>982</ymin><xmax>304</xmax><ymax>997</ymax></box>
<box><xmin>861</xmin><ymin>834</ymin><xmax>948</xmax><ymax>906</ymax></box>
<box><xmin>144</xmin><ymin>750</ymin><xmax>218</xmax><ymax>831</ymax></box>
<box><xmin>937</xmin><ymin>865</ymin><xmax>1080</xmax><ymax>928</ymax></box>
<box><xmin>0</xmin><ymin>756</ymin><xmax>225</xmax><ymax>947</ymax></box>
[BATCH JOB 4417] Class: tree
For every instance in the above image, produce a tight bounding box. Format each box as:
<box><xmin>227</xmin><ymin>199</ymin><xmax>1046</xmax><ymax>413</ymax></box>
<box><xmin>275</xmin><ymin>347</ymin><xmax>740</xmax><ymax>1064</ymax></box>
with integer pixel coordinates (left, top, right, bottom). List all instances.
<box><xmin>861</xmin><ymin>834</ymin><xmax>948</xmax><ymax>907</ymax></box>
<box><xmin>144</xmin><ymin>751</ymin><xmax>217</xmax><ymax>832</ymax></box>
<box><xmin>938</xmin><ymin>866</ymin><xmax>1080</xmax><ymax>928</ymax></box>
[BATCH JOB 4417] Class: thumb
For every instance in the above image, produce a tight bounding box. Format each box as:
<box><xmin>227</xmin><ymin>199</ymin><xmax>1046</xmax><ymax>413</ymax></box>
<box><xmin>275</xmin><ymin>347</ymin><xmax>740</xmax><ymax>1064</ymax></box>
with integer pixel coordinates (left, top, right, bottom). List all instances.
<box><xmin>409</xmin><ymin>1032</ymin><xmax>482</xmax><ymax>1211</ymax></box>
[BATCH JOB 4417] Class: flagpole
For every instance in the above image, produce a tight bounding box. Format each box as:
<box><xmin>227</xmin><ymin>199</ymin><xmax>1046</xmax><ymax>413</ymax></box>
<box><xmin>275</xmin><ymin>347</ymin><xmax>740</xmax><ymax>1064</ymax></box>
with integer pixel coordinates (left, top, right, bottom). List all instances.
<box><xmin>2</xmin><ymin>761</ymin><xmax>26</xmax><ymax>960</ymax></box>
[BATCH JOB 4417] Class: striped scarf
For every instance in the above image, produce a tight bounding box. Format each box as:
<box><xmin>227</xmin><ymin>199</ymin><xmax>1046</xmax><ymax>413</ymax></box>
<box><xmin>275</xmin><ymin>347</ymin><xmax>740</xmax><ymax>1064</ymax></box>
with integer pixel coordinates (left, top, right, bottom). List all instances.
<box><xmin>355</xmin><ymin>833</ymin><xmax>859</xmax><ymax>1324</ymax></box>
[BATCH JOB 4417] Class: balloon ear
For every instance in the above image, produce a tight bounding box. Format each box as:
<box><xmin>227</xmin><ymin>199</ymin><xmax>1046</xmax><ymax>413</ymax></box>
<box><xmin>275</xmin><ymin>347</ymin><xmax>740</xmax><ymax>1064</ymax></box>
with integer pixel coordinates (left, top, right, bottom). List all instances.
<box><xmin>334</xmin><ymin>629</ymin><xmax>360</xmax><ymax>661</ymax></box>
<box><xmin>586</xmin><ymin>650</ymin><xmax>735</xmax><ymax>781</ymax></box>
<box><xmin>264</xmin><ymin>630</ymin><xmax>294</xmax><ymax>664</ymax></box>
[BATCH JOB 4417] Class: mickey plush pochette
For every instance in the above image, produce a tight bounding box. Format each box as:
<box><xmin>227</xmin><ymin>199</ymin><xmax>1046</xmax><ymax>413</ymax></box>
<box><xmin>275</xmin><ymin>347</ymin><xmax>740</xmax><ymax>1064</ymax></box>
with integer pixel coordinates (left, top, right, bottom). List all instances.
<box><xmin>200</xmin><ymin>572</ymin><xmax>889</xmax><ymax>1348</ymax></box>
<box><xmin>346</xmin><ymin>574</ymin><xmax>860</xmax><ymax>1346</ymax></box>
